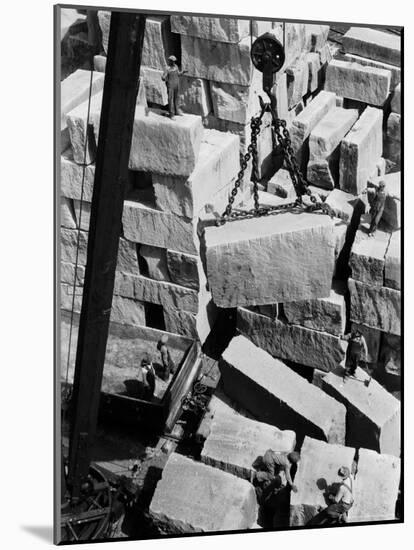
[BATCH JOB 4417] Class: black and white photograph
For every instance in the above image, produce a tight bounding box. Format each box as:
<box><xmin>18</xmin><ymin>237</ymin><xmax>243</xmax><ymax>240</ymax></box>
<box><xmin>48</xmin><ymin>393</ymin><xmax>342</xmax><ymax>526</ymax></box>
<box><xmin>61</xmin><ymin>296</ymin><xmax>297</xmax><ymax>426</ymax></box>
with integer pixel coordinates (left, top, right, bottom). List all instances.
<box><xmin>54</xmin><ymin>2</ymin><xmax>403</xmax><ymax>545</ymax></box>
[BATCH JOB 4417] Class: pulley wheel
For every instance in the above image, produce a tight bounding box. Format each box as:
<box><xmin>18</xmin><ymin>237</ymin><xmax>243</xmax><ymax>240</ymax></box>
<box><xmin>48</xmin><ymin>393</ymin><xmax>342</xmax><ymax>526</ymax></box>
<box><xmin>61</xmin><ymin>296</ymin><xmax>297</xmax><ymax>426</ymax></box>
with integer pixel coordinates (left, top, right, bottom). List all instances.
<box><xmin>250</xmin><ymin>32</ymin><xmax>285</xmax><ymax>74</ymax></box>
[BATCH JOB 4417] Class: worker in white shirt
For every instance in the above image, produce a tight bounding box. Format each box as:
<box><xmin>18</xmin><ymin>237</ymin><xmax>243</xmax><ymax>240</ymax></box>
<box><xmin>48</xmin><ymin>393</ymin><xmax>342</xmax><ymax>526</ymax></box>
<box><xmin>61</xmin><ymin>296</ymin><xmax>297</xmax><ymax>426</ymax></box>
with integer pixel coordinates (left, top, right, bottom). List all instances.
<box><xmin>324</xmin><ymin>466</ymin><xmax>354</xmax><ymax>524</ymax></box>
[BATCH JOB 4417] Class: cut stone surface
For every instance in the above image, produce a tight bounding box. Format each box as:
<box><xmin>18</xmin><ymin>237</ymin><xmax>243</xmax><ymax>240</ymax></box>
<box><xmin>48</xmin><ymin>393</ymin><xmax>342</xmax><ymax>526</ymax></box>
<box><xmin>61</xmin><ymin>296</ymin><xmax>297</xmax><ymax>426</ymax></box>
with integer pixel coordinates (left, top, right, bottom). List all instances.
<box><xmin>286</xmin><ymin>56</ymin><xmax>309</xmax><ymax>109</ymax></box>
<box><xmin>350</xmin><ymin>227</ymin><xmax>391</xmax><ymax>286</ymax></box>
<box><xmin>61</xmin><ymin>69</ymin><xmax>104</xmax><ymax>129</ymax></box>
<box><xmin>205</xmin><ymin>212</ymin><xmax>337</xmax><ymax>307</ymax></box>
<box><xmin>201</xmin><ymin>405</ymin><xmax>296</xmax><ymax>480</ymax></box>
<box><xmin>284</xmin><ymin>282</ymin><xmax>346</xmax><ymax>336</ymax></box>
<box><xmin>306</xmin><ymin>24</ymin><xmax>330</xmax><ymax>52</ymax></box>
<box><xmin>385</xmin><ymin>231</ymin><xmax>401</xmax><ymax>290</ymax></box>
<box><xmin>110</xmin><ymin>295</ymin><xmax>146</xmax><ymax>327</ymax></box>
<box><xmin>306</xmin><ymin>52</ymin><xmax>322</xmax><ymax>93</ymax></box>
<box><xmin>61</xmin><ymin>262</ymin><xmax>85</xmax><ymax>286</ymax></box>
<box><xmin>324</xmin><ymin>188</ymin><xmax>362</xmax><ymax>223</ymax></box>
<box><xmin>149</xmin><ymin>453</ymin><xmax>258</xmax><ymax>533</ymax></box>
<box><xmin>140</xmin><ymin>67</ymin><xmax>168</xmax><ymax>106</ymax></box>
<box><xmin>349</xmin><ymin>278</ymin><xmax>400</xmax><ymax>336</ymax></box>
<box><xmin>166</xmin><ymin>250</ymin><xmax>202</xmax><ymax>291</ymax></box>
<box><xmin>66</xmin><ymin>92</ymin><xmax>103</xmax><ymax>165</ymax></box>
<box><xmin>163</xmin><ymin>294</ymin><xmax>216</xmax><ymax>342</ymax></box>
<box><xmin>178</xmin><ymin>76</ymin><xmax>212</xmax><ymax>117</ymax></box>
<box><xmin>61</xmin><ymin>151</ymin><xmax>95</xmax><ymax>201</ymax></box>
<box><xmin>351</xmin><ymin>323</ymin><xmax>381</xmax><ymax>364</ymax></box>
<box><xmin>61</xmin><ymin>197</ymin><xmax>76</xmax><ymax>229</ymax></box>
<box><xmin>309</xmin><ymin>108</ymin><xmax>358</xmax><ymax>160</ymax></box>
<box><xmin>72</xmin><ymin>199</ymin><xmax>91</xmax><ymax>231</ymax></box>
<box><xmin>391</xmin><ymin>83</ymin><xmax>401</xmax><ymax>114</ymax></box>
<box><xmin>339</xmin><ymin>107</ymin><xmax>383</xmax><ymax>195</ymax></box>
<box><xmin>61</xmin><ymin>228</ymin><xmax>88</xmax><ymax>266</ymax></box>
<box><xmin>380</xmin><ymin>333</ymin><xmax>401</xmax><ymax>378</ymax></box>
<box><xmin>267</xmin><ymin>169</ymin><xmax>296</xmax><ymax>198</ymax></box>
<box><xmin>220</xmin><ymin>335</ymin><xmax>346</xmax><ymax>443</ymax></box>
<box><xmin>338</xmin><ymin>52</ymin><xmax>401</xmax><ymax>89</ymax></box>
<box><xmin>322</xmin><ymin>367</ymin><xmax>400</xmax><ymax>457</ymax></box>
<box><xmin>307</xmin><ymin>159</ymin><xmax>336</xmax><ymax>190</ymax></box>
<box><xmin>61</xmin><ymin>283</ymin><xmax>83</xmax><ymax>313</ymax></box>
<box><xmin>152</xmin><ymin>129</ymin><xmax>239</xmax><ymax>218</ymax></box>
<box><xmin>342</xmin><ymin>27</ymin><xmax>401</xmax><ymax>67</ymax></box>
<box><xmin>237</xmin><ymin>308</ymin><xmax>347</xmax><ymax>373</ymax></box>
<box><xmin>181</xmin><ymin>35</ymin><xmax>252</xmax><ymax>86</ymax></box>
<box><xmin>349</xmin><ymin>449</ymin><xmax>400</xmax><ymax>523</ymax></box>
<box><xmin>290</xmin><ymin>437</ymin><xmax>355</xmax><ymax>526</ymax></box>
<box><xmin>324</xmin><ymin>60</ymin><xmax>391</xmax><ymax>106</ymax></box>
<box><xmin>171</xmin><ymin>15</ymin><xmax>250</xmax><ymax>43</ymax></box>
<box><xmin>274</xmin><ymin>23</ymin><xmax>308</xmax><ymax>68</ymax></box>
<box><xmin>122</xmin><ymin>201</ymin><xmax>198</xmax><ymax>255</ymax></box>
<box><xmin>116</xmin><ymin>238</ymin><xmax>139</xmax><ymax>274</ymax></box>
<box><xmin>138</xmin><ymin>245</ymin><xmax>170</xmax><ymax>282</ymax></box>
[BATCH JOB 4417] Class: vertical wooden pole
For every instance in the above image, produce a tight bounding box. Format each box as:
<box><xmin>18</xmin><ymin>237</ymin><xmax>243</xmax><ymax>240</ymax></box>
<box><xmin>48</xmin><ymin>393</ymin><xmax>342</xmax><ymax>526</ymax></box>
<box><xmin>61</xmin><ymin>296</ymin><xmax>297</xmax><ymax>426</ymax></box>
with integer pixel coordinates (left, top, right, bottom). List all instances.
<box><xmin>67</xmin><ymin>12</ymin><xmax>146</xmax><ymax>500</ymax></box>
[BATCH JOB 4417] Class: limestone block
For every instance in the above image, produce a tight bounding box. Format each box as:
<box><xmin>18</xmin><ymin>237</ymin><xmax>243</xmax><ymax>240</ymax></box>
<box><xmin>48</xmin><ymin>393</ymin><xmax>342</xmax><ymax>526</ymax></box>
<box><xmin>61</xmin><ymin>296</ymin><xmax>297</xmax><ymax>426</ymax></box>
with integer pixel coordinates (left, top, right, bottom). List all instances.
<box><xmin>284</xmin><ymin>283</ymin><xmax>346</xmax><ymax>336</ymax></box>
<box><xmin>164</xmin><ymin>295</ymin><xmax>216</xmax><ymax>342</ymax></box>
<box><xmin>290</xmin><ymin>437</ymin><xmax>355</xmax><ymax>526</ymax></box>
<box><xmin>350</xmin><ymin>228</ymin><xmax>390</xmax><ymax>286</ymax></box>
<box><xmin>306</xmin><ymin>24</ymin><xmax>330</xmax><ymax>52</ymax></box>
<box><xmin>324</xmin><ymin>60</ymin><xmax>391</xmax><ymax>106</ymax></box>
<box><xmin>166</xmin><ymin>250</ymin><xmax>202</xmax><ymax>291</ymax></box>
<box><xmin>110</xmin><ymin>295</ymin><xmax>146</xmax><ymax>327</ymax></box>
<box><xmin>267</xmin><ymin>169</ymin><xmax>296</xmax><ymax>198</ymax></box>
<box><xmin>306</xmin><ymin>52</ymin><xmax>322</xmax><ymax>93</ymax></box>
<box><xmin>61</xmin><ymin>228</ymin><xmax>88</xmax><ymax>266</ymax></box>
<box><xmin>140</xmin><ymin>67</ymin><xmax>168</xmax><ymax>106</ymax></box>
<box><xmin>61</xmin><ymin>69</ymin><xmax>104</xmax><ymax>130</ymax></box>
<box><xmin>351</xmin><ymin>322</ymin><xmax>381</xmax><ymax>364</ymax></box>
<box><xmin>178</xmin><ymin>76</ymin><xmax>212</xmax><ymax>117</ymax></box>
<box><xmin>201</xmin><ymin>407</ymin><xmax>296</xmax><ymax>480</ymax></box>
<box><xmin>220</xmin><ymin>335</ymin><xmax>346</xmax><ymax>444</ymax></box>
<box><xmin>368</xmin><ymin>172</ymin><xmax>401</xmax><ymax>230</ymax></box>
<box><xmin>181</xmin><ymin>35</ymin><xmax>252</xmax><ymax>86</ymax></box>
<box><xmin>385</xmin><ymin>231</ymin><xmax>401</xmax><ymax>290</ymax></box>
<box><xmin>237</xmin><ymin>308</ymin><xmax>346</xmax><ymax>373</ymax></box>
<box><xmin>61</xmin><ymin>262</ymin><xmax>85</xmax><ymax>286</ymax></box>
<box><xmin>322</xmin><ymin>368</ymin><xmax>400</xmax><ymax>456</ymax></box>
<box><xmin>319</xmin><ymin>42</ymin><xmax>332</xmax><ymax>66</ymax></box>
<box><xmin>349</xmin><ymin>278</ymin><xmax>400</xmax><ymax>336</ymax></box>
<box><xmin>286</xmin><ymin>56</ymin><xmax>309</xmax><ymax>109</ymax></box>
<box><xmin>391</xmin><ymin>83</ymin><xmax>401</xmax><ymax>114</ymax></box>
<box><xmin>350</xmin><ymin>449</ymin><xmax>400</xmax><ymax>523</ymax></box>
<box><xmin>152</xmin><ymin>129</ymin><xmax>239</xmax><ymax>218</ymax></box>
<box><xmin>149</xmin><ymin>453</ymin><xmax>257</xmax><ymax>533</ymax></box>
<box><xmin>307</xmin><ymin>159</ymin><xmax>336</xmax><ymax>190</ymax></box>
<box><xmin>205</xmin><ymin>212</ymin><xmax>337</xmax><ymax>307</ymax></box>
<box><xmin>170</xmin><ymin>15</ymin><xmax>250</xmax><ymax>43</ymax></box>
<box><xmin>273</xmin><ymin>23</ymin><xmax>308</xmax><ymax>68</ymax></box>
<box><xmin>309</xmin><ymin>108</ymin><xmax>358</xmax><ymax>161</ymax></box>
<box><xmin>122</xmin><ymin>201</ymin><xmax>198</xmax><ymax>255</ymax></box>
<box><xmin>61</xmin><ymin>283</ymin><xmax>83</xmax><ymax>313</ymax></box>
<box><xmin>342</xmin><ymin>27</ymin><xmax>401</xmax><ymax>67</ymax></box>
<box><xmin>338</xmin><ymin>52</ymin><xmax>401</xmax><ymax>89</ymax></box>
<box><xmin>245</xmin><ymin>304</ymin><xmax>278</xmax><ymax>320</ymax></box>
<box><xmin>61</xmin><ymin>151</ymin><xmax>95</xmax><ymax>201</ymax></box>
<box><xmin>324</xmin><ymin>189</ymin><xmax>362</xmax><ymax>224</ymax></box>
<box><xmin>66</xmin><ymin>92</ymin><xmax>103</xmax><ymax>165</ymax></box>
<box><xmin>61</xmin><ymin>197</ymin><xmax>76</xmax><ymax>229</ymax></box>
<box><xmin>73</xmin><ymin>199</ymin><xmax>91</xmax><ymax>231</ymax></box>
<box><xmin>114</xmin><ymin>271</ymin><xmax>201</xmax><ymax>314</ymax></box>
<box><xmin>387</xmin><ymin>112</ymin><xmax>401</xmax><ymax>142</ymax></box>
<box><xmin>290</xmin><ymin>91</ymin><xmax>336</xmax><ymax>160</ymax></box>
<box><xmin>129</xmin><ymin>107</ymin><xmax>203</xmax><ymax>176</ymax></box>
<box><xmin>138</xmin><ymin>245</ymin><xmax>170</xmax><ymax>282</ymax></box>
<box><xmin>210</xmin><ymin>69</ymin><xmax>262</xmax><ymax>124</ymax></box>
<box><xmin>116</xmin><ymin>238</ymin><xmax>139</xmax><ymax>274</ymax></box>
<box><xmin>380</xmin><ymin>333</ymin><xmax>401</xmax><ymax>378</ymax></box>
<box><xmin>339</xmin><ymin>107</ymin><xmax>383</xmax><ymax>195</ymax></box>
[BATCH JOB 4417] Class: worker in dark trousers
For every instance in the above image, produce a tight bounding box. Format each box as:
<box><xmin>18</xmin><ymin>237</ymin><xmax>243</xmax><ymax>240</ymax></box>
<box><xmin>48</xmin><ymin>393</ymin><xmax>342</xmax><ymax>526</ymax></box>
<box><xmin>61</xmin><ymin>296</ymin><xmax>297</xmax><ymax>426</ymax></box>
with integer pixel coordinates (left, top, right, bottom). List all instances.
<box><xmin>254</xmin><ymin>450</ymin><xmax>300</xmax><ymax>501</ymax></box>
<box><xmin>137</xmin><ymin>354</ymin><xmax>155</xmax><ymax>400</ymax></box>
<box><xmin>157</xmin><ymin>335</ymin><xmax>176</xmax><ymax>381</ymax></box>
<box><xmin>161</xmin><ymin>55</ymin><xmax>187</xmax><ymax>118</ymax></box>
<box><xmin>368</xmin><ymin>180</ymin><xmax>387</xmax><ymax>236</ymax></box>
<box><xmin>318</xmin><ymin>466</ymin><xmax>354</xmax><ymax>525</ymax></box>
<box><xmin>342</xmin><ymin>330</ymin><xmax>368</xmax><ymax>378</ymax></box>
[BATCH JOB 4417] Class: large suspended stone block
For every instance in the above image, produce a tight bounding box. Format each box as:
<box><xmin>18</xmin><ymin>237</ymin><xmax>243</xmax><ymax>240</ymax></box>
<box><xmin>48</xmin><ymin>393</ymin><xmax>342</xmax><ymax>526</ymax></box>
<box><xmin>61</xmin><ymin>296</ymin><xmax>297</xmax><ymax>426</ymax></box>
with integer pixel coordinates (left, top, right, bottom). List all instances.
<box><xmin>350</xmin><ymin>228</ymin><xmax>391</xmax><ymax>286</ymax></box>
<box><xmin>339</xmin><ymin>107</ymin><xmax>383</xmax><ymax>195</ymax></box>
<box><xmin>171</xmin><ymin>15</ymin><xmax>250</xmax><ymax>43</ymax></box>
<box><xmin>324</xmin><ymin>60</ymin><xmax>391</xmax><ymax>106</ymax></box>
<box><xmin>122</xmin><ymin>201</ymin><xmax>198</xmax><ymax>255</ymax></box>
<box><xmin>181</xmin><ymin>35</ymin><xmax>252</xmax><ymax>86</ymax></box>
<box><xmin>237</xmin><ymin>307</ymin><xmax>346</xmax><ymax>372</ymax></box>
<box><xmin>220</xmin><ymin>335</ymin><xmax>346</xmax><ymax>444</ymax></box>
<box><xmin>349</xmin><ymin>278</ymin><xmax>400</xmax><ymax>336</ymax></box>
<box><xmin>348</xmin><ymin>449</ymin><xmax>400</xmax><ymax>523</ymax></box>
<box><xmin>322</xmin><ymin>367</ymin><xmax>400</xmax><ymax>457</ymax></box>
<box><xmin>149</xmin><ymin>453</ymin><xmax>258</xmax><ymax>534</ymax></box>
<box><xmin>201</xmin><ymin>403</ymin><xmax>296</xmax><ymax>480</ymax></box>
<box><xmin>205</xmin><ymin>212</ymin><xmax>337</xmax><ymax>307</ymax></box>
<box><xmin>290</xmin><ymin>437</ymin><xmax>355</xmax><ymax>526</ymax></box>
<box><xmin>342</xmin><ymin>27</ymin><xmax>401</xmax><ymax>67</ymax></box>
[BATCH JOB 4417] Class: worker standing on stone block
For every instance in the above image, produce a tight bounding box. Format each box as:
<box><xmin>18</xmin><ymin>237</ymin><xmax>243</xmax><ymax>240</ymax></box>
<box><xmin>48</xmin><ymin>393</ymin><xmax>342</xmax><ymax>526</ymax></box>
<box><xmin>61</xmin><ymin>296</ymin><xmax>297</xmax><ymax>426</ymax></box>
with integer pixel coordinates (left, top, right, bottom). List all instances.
<box><xmin>316</xmin><ymin>466</ymin><xmax>354</xmax><ymax>525</ymax></box>
<box><xmin>137</xmin><ymin>354</ymin><xmax>156</xmax><ymax>400</ymax></box>
<box><xmin>368</xmin><ymin>180</ymin><xmax>387</xmax><ymax>236</ymax></box>
<box><xmin>342</xmin><ymin>330</ymin><xmax>368</xmax><ymax>379</ymax></box>
<box><xmin>254</xmin><ymin>450</ymin><xmax>300</xmax><ymax>502</ymax></box>
<box><xmin>162</xmin><ymin>55</ymin><xmax>187</xmax><ymax>118</ymax></box>
<box><xmin>157</xmin><ymin>335</ymin><xmax>176</xmax><ymax>381</ymax></box>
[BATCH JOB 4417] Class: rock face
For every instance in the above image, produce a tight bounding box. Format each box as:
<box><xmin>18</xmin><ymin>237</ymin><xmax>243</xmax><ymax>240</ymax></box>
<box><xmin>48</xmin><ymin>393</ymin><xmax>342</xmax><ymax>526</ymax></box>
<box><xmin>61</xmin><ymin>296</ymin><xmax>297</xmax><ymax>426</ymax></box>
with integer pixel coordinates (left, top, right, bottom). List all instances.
<box><xmin>110</xmin><ymin>295</ymin><xmax>146</xmax><ymax>327</ymax></box>
<box><xmin>309</xmin><ymin>108</ymin><xmax>358</xmax><ymax>161</ymax></box>
<box><xmin>171</xmin><ymin>15</ymin><xmax>250</xmax><ymax>43</ymax></box>
<box><xmin>283</xmin><ymin>283</ymin><xmax>346</xmax><ymax>336</ymax></box>
<box><xmin>178</xmin><ymin>76</ymin><xmax>212</xmax><ymax>117</ymax></box>
<box><xmin>61</xmin><ymin>197</ymin><xmax>76</xmax><ymax>229</ymax></box>
<box><xmin>220</xmin><ymin>335</ymin><xmax>346</xmax><ymax>444</ymax></box>
<box><xmin>140</xmin><ymin>67</ymin><xmax>168</xmax><ymax>106</ymax></box>
<box><xmin>338</xmin><ymin>52</ymin><xmax>401</xmax><ymax>89</ymax></box>
<box><xmin>351</xmin><ymin>323</ymin><xmax>381</xmax><ymax>364</ymax></box>
<box><xmin>205</xmin><ymin>212</ymin><xmax>337</xmax><ymax>307</ymax></box>
<box><xmin>138</xmin><ymin>245</ymin><xmax>170</xmax><ymax>282</ymax></box>
<box><xmin>342</xmin><ymin>27</ymin><xmax>401</xmax><ymax>67</ymax></box>
<box><xmin>290</xmin><ymin>437</ymin><xmax>355</xmax><ymax>526</ymax></box>
<box><xmin>385</xmin><ymin>231</ymin><xmax>401</xmax><ymax>290</ymax></box>
<box><xmin>201</xmin><ymin>404</ymin><xmax>296</xmax><ymax>480</ymax></box>
<box><xmin>339</xmin><ymin>107</ymin><xmax>383</xmax><ymax>195</ymax></box>
<box><xmin>166</xmin><ymin>250</ymin><xmax>202</xmax><ymax>291</ymax></box>
<box><xmin>324</xmin><ymin>60</ymin><xmax>391</xmax><ymax>106</ymax></box>
<box><xmin>237</xmin><ymin>307</ymin><xmax>346</xmax><ymax>372</ymax></box>
<box><xmin>348</xmin><ymin>278</ymin><xmax>400</xmax><ymax>336</ymax></box>
<box><xmin>181</xmin><ymin>35</ymin><xmax>252</xmax><ymax>86</ymax></box>
<box><xmin>350</xmin><ymin>228</ymin><xmax>391</xmax><ymax>286</ymax></box>
<box><xmin>322</xmin><ymin>367</ymin><xmax>401</xmax><ymax>457</ymax></box>
<box><xmin>348</xmin><ymin>449</ymin><xmax>400</xmax><ymax>523</ymax></box>
<box><xmin>149</xmin><ymin>453</ymin><xmax>258</xmax><ymax>533</ymax></box>
<box><xmin>61</xmin><ymin>69</ymin><xmax>104</xmax><ymax>129</ymax></box>
<box><xmin>391</xmin><ymin>83</ymin><xmax>401</xmax><ymax>114</ymax></box>
<box><xmin>286</xmin><ymin>56</ymin><xmax>309</xmax><ymax>108</ymax></box>
<box><xmin>61</xmin><ymin>152</ymin><xmax>95</xmax><ymax>201</ymax></box>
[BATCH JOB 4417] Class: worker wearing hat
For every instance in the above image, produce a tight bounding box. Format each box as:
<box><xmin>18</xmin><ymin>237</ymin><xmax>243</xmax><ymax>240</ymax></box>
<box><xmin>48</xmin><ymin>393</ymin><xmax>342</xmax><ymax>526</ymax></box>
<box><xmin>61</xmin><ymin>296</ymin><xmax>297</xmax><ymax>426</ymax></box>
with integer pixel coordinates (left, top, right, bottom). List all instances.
<box><xmin>157</xmin><ymin>335</ymin><xmax>176</xmax><ymax>381</ymax></box>
<box><xmin>323</xmin><ymin>466</ymin><xmax>354</xmax><ymax>524</ymax></box>
<box><xmin>162</xmin><ymin>55</ymin><xmax>187</xmax><ymax>118</ymax></box>
<box><xmin>342</xmin><ymin>329</ymin><xmax>368</xmax><ymax>379</ymax></box>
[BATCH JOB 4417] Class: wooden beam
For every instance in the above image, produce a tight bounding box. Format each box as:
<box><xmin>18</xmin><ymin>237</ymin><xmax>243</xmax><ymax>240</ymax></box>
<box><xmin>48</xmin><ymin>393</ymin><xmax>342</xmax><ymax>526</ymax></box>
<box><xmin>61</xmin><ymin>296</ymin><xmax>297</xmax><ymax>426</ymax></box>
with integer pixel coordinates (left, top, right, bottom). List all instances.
<box><xmin>67</xmin><ymin>12</ymin><xmax>146</xmax><ymax>500</ymax></box>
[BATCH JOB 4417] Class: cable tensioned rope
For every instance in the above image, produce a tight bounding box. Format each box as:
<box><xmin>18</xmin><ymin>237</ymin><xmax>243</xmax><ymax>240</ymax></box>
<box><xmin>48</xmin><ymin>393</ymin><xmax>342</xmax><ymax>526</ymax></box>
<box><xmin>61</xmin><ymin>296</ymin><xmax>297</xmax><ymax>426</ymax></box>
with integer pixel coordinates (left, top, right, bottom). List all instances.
<box><xmin>63</xmin><ymin>57</ymin><xmax>96</xmax><ymax>405</ymax></box>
